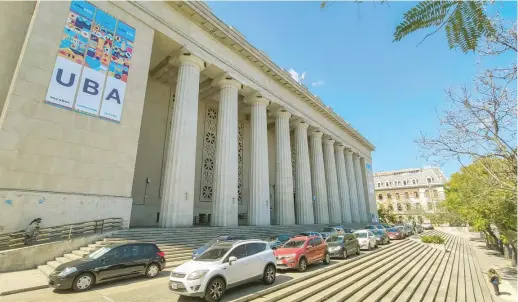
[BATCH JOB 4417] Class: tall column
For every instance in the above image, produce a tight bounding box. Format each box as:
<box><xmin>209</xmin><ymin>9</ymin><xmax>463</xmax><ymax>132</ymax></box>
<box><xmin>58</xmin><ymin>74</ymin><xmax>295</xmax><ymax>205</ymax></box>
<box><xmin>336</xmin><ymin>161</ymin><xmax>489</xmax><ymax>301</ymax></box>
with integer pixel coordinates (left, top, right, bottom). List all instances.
<box><xmin>160</xmin><ymin>53</ymin><xmax>204</xmax><ymax>228</ymax></box>
<box><xmin>353</xmin><ymin>153</ymin><xmax>368</xmax><ymax>223</ymax></box>
<box><xmin>292</xmin><ymin>119</ymin><xmax>314</xmax><ymax>224</ymax></box>
<box><xmin>360</xmin><ymin>157</ymin><xmax>373</xmax><ymax>223</ymax></box>
<box><xmin>246</xmin><ymin>94</ymin><xmax>270</xmax><ymax>226</ymax></box>
<box><xmin>274</xmin><ymin>109</ymin><xmax>295</xmax><ymax>225</ymax></box>
<box><xmin>335</xmin><ymin>145</ymin><xmax>352</xmax><ymax>223</ymax></box>
<box><xmin>344</xmin><ymin>149</ymin><xmax>361</xmax><ymax>223</ymax></box>
<box><xmin>323</xmin><ymin>137</ymin><xmax>342</xmax><ymax>224</ymax></box>
<box><xmin>309</xmin><ymin>129</ymin><xmax>329</xmax><ymax>224</ymax></box>
<box><xmin>211</xmin><ymin>76</ymin><xmax>240</xmax><ymax>227</ymax></box>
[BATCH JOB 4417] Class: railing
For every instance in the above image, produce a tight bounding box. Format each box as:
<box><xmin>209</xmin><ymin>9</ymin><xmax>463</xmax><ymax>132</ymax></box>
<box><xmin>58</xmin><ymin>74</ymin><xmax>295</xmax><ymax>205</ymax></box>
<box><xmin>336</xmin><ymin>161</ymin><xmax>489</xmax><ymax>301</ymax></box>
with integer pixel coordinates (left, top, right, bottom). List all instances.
<box><xmin>0</xmin><ymin>217</ymin><xmax>123</xmax><ymax>251</ymax></box>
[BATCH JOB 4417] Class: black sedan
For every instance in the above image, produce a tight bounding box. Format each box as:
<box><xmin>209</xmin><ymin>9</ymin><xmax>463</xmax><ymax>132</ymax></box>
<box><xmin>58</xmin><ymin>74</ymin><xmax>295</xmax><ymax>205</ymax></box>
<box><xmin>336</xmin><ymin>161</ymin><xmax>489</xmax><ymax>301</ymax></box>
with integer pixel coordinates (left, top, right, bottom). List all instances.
<box><xmin>371</xmin><ymin>229</ymin><xmax>390</xmax><ymax>245</ymax></box>
<box><xmin>48</xmin><ymin>243</ymin><xmax>166</xmax><ymax>292</ymax></box>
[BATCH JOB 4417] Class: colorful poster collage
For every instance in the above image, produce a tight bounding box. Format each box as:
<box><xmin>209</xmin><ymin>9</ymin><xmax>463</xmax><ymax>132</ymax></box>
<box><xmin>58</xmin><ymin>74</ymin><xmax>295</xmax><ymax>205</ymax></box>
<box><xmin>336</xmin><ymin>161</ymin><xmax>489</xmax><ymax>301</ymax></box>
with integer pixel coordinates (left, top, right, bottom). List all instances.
<box><xmin>45</xmin><ymin>0</ymin><xmax>136</xmax><ymax>122</ymax></box>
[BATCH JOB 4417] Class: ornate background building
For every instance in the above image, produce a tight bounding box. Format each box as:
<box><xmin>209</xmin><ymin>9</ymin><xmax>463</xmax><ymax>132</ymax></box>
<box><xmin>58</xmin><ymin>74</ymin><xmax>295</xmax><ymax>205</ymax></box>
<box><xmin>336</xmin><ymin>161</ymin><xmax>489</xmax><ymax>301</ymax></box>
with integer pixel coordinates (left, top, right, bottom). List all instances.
<box><xmin>0</xmin><ymin>1</ymin><xmax>376</xmax><ymax>232</ymax></box>
<box><xmin>375</xmin><ymin>167</ymin><xmax>447</xmax><ymax>223</ymax></box>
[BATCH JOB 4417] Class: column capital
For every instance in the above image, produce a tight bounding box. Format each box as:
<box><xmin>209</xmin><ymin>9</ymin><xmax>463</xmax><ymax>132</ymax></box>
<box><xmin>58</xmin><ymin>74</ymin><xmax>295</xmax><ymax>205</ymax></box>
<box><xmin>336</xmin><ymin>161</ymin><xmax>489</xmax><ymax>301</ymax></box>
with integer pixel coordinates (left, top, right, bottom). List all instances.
<box><xmin>245</xmin><ymin>93</ymin><xmax>270</xmax><ymax>106</ymax></box>
<box><xmin>322</xmin><ymin>135</ymin><xmax>335</xmax><ymax>145</ymax></box>
<box><xmin>213</xmin><ymin>74</ymin><xmax>242</xmax><ymax>89</ymax></box>
<box><xmin>334</xmin><ymin>144</ymin><xmax>346</xmax><ymax>152</ymax></box>
<box><xmin>291</xmin><ymin>118</ymin><xmax>309</xmax><ymax>129</ymax></box>
<box><xmin>308</xmin><ymin>128</ymin><xmax>323</xmax><ymax>138</ymax></box>
<box><xmin>272</xmin><ymin>108</ymin><xmax>292</xmax><ymax>118</ymax></box>
<box><xmin>178</xmin><ymin>52</ymin><xmax>205</xmax><ymax>70</ymax></box>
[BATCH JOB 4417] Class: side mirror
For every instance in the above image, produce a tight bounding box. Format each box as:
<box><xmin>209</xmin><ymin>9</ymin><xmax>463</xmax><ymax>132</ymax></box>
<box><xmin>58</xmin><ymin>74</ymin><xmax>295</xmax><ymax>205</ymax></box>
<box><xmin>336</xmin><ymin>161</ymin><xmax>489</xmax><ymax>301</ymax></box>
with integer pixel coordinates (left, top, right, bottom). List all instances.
<box><xmin>228</xmin><ymin>256</ymin><xmax>237</xmax><ymax>265</ymax></box>
<box><xmin>306</xmin><ymin>245</ymin><xmax>312</xmax><ymax>249</ymax></box>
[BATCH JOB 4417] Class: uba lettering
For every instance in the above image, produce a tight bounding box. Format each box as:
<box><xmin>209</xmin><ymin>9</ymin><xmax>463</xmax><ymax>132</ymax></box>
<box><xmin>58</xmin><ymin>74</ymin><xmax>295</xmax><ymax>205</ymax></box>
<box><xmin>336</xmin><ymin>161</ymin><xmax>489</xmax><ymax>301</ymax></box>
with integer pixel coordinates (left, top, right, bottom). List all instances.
<box><xmin>56</xmin><ymin>68</ymin><xmax>121</xmax><ymax>104</ymax></box>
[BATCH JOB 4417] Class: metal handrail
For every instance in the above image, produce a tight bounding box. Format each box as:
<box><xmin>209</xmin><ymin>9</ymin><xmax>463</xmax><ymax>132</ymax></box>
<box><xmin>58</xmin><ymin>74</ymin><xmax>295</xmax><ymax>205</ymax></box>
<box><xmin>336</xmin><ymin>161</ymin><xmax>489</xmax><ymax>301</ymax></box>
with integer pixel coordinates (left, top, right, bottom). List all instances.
<box><xmin>0</xmin><ymin>217</ymin><xmax>123</xmax><ymax>251</ymax></box>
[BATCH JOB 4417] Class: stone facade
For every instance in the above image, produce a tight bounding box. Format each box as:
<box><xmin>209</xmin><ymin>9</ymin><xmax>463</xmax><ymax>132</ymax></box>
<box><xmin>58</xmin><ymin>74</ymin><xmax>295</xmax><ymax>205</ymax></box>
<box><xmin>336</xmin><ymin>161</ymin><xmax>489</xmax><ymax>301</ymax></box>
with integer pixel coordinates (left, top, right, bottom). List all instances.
<box><xmin>0</xmin><ymin>1</ymin><xmax>375</xmax><ymax>233</ymax></box>
<box><xmin>374</xmin><ymin>167</ymin><xmax>447</xmax><ymax>222</ymax></box>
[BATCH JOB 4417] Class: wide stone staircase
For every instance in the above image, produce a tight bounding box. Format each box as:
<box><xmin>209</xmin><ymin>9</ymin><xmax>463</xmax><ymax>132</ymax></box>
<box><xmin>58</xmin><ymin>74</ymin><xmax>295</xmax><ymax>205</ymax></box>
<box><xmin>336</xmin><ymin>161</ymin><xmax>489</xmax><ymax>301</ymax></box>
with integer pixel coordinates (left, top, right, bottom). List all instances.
<box><xmin>36</xmin><ymin>224</ymin><xmax>344</xmax><ymax>277</ymax></box>
<box><xmin>230</xmin><ymin>230</ymin><xmax>495</xmax><ymax>302</ymax></box>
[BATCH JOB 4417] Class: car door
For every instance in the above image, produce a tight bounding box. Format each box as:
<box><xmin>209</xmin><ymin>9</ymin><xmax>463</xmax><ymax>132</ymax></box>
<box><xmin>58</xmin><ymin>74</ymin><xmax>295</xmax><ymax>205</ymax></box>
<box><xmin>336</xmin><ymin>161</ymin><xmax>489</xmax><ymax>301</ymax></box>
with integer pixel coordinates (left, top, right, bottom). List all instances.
<box><xmin>125</xmin><ymin>244</ymin><xmax>149</xmax><ymax>274</ymax></box>
<box><xmin>368</xmin><ymin>231</ymin><xmax>376</xmax><ymax>246</ymax></box>
<box><xmin>245</xmin><ymin>243</ymin><xmax>267</xmax><ymax>278</ymax></box>
<box><xmin>224</xmin><ymin>244</ymin><xmax>249</xmax><ymax>285</ymax></box>
<box><xmin>314</xmin><ymin>237</ymin><xmax>326</xmax><ymax>261</ymax></box>
<box><xmin>95</xmin><ymin>245</ymin><xmax>131</xmax><ymax>281</ymax></box>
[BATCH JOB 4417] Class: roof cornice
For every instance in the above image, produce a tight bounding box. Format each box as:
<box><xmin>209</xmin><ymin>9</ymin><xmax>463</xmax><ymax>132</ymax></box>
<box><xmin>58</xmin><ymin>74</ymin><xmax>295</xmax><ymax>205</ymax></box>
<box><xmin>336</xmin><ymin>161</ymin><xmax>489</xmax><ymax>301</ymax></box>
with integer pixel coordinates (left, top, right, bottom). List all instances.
<box><xmin>171</xmin><ymin>1</ymin><xmax>374</xmax><ymax>151</ymax></box>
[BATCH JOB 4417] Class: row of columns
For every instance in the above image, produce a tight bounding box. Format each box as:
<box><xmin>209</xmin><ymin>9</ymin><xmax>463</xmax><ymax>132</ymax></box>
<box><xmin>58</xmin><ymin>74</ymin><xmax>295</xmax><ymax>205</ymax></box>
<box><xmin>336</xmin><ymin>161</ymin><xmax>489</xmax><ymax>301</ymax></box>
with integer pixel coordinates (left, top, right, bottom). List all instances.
<box><xmin>159</xmin><ymin>52</ymin><xmax>371</xmax><ymax>228</ymax></box>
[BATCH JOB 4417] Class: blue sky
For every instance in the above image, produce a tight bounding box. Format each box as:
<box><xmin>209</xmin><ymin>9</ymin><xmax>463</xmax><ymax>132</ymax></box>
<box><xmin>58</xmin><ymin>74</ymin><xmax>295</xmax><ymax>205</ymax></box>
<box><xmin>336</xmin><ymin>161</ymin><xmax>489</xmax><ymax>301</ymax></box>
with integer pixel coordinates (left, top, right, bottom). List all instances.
<box><xmin>207</xmin><ymin>1</ymin><xmax>516</xmax><ymax>177</ymax></box>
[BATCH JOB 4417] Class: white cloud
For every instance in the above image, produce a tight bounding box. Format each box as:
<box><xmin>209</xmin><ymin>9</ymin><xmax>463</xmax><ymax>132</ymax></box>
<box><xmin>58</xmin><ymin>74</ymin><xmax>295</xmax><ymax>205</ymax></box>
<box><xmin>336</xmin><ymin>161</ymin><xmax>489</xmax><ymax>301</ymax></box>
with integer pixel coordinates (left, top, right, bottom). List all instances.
<box><xmin>288</xmin><ymin>68</ymin><xmax>305</xmax><ymax>84</ymax></box>
<box><xmin>311</xmin><ymin>80</ymin><xmax>325</xmax><ymax>87</ymax></box>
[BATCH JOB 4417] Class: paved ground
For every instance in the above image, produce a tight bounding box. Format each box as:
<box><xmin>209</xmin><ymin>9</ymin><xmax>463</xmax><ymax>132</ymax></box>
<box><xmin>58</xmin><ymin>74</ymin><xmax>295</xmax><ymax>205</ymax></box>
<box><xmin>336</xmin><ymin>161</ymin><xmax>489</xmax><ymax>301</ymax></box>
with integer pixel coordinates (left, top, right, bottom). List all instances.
<box><xmin>1</xmin><ymin>230</ymin><xmax>514</xmax><ymax>302</ymax></box>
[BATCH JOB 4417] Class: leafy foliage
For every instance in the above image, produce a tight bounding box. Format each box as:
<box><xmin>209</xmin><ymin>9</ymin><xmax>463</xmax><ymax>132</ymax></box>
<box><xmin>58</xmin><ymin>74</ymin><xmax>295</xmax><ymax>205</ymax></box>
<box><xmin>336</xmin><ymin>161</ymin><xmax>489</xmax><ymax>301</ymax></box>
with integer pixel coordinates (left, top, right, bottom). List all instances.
<box><xmin>377</xmin><ymin>204</ymin><xmax>397</xmax><ymax>224</ymax></box>
<box><xmin>421</xmin><ymin>235</ymin><xmax>445</xmax><ymax>244</ymax></box>
<box><xmin>393</xmin><ymin>0</ymin><xmax>496</xmax><ymax>53</ymax></box>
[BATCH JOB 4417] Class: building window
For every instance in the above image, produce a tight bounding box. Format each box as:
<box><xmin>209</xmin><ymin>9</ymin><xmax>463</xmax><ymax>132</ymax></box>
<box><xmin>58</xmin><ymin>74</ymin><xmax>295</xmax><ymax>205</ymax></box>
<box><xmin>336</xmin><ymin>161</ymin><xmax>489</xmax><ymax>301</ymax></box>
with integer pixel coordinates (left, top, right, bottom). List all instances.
<box><xmin>433</xmin><ymin>190</ymin><xmax>439</xmax><ymax>198</ymax></box>
<box><xmin>389</xmin><ymin>204</ymin><xmax>394</xmax><ymax>211</ymax></box>
<box><xmin>378</xmin><ymin>194</ymin><xmax>383</xmax><ymax>200</ymax></box>
<box><xmin>403</xmin><ymin>180</ymin><xmax>407</xmax><ymax>186</ymax></box>
<box><xmin>395</xmin><ymin>193</ymin><xmax>400</xmax><ymax>200</ymax></box>
<box><xmin>427</xmin><ymin>177</ymin><xmax>432</xmax><ymax>184</ymax></box>
<box><xmin>425</xmin><ymin>190</ymin><xmax>430</xmax><ymax>198</ymax></box>
<box><xmin>406</xmin><ymin>203</ymin><xmax>411</xmax><ymax>211</ymax></box>
<box><xmin>412</xmin><ymin>179</ymin><xmax>417</xmax><ymax>185</ymax></box>
<box><xmin>404</xmin><ymin>192</ymin><xmax>409</xmax><ymax>199</ymax></box>
<box><xmin>397</xmin><ymin>203</ymin><xmax>403</xmax><ymax>211</ymax></box>
<box><xmin>427</xmin><ymin>202</ymin><xmax>433</xmax><ymax>210</ymax></box>
<box><xmin>377</xmin><ymin>182</ymin><xmax>381</xmax><ymax>188</ymax></box>
<box><xmin>414</xmin><ymin>191</ymin><xmax>419</xmax><ymax>198</ymax></box>
<box><xmin>385</xmin><ymin>181</ymin><xmax>389</xmax><ymax>187</ymax></box>
<box><xmin>387</xmin><ymin>193</ymin><xmax>392</xmax><ymax>200</ymax></box>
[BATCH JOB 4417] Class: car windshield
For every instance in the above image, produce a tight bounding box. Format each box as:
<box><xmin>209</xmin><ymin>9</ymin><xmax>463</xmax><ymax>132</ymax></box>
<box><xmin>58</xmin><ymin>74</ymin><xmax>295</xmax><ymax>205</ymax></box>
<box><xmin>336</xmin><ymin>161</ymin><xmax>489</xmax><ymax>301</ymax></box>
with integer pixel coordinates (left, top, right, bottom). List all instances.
<box><xmin>196</xmin><ymin>246</ymin><xmax>230</xmax><ymax>261</ymax></box>
<box><xmin>387</xmin><ymin>228</ymin><xmax>398</xmax><ymax>232</ymax></box>
<box><xmin>87</xmin><ymin>247</ymin><xmax>112</xmax><ymax>259</ymax></box>
<box><xmin>327</xmin><ymin>236</ymin><xmax>345</xmax><ymax>243</ymax></box>
<box><xmin>283</xmin><ymin>240</ymin><xmax>306</xmax><ymax>248</ymax></box>
<box><xmin>354</xmin><ymin>232</ymin><xmax>367</xmax><ymax>238</ymax></box>
<box><xmin>266</xmin><ymin>236</ymin><xmax>278</xmax><ymax>241</ymax></box>
<box><xmin>322</xmin><ymin>227</ymin><xmax>334</xmax><ymax>232</ymax></box>
<box><xmin>203</xmin><ymin>238</ymin><xmax>221</xmax><ymax>247</ymax></box>
<box><xmin>376</xmin><ymin>226</ymin><xmax>385</xmax><ymax>229</ymax></box>
<box><xmin>371</xmin><ymin>230</ymin><xmax>381</xmax><ymax>235</ymax></box>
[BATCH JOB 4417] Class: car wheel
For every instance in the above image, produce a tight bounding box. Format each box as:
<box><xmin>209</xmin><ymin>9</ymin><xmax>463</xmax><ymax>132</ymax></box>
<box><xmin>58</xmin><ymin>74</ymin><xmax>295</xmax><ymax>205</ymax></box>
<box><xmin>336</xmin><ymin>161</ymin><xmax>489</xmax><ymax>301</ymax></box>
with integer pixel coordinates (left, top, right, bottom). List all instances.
<box><xmin>323</xmin><ymin>253</ymin><xmax>331</xmax><ymax>265</ymax></box>
<box><xmin>356</xmin><ymin>246</ymin><xmax>360</xmax><ymax>255</ymax></box>
<box><xmin>145</xmin><ymin>263</ymin><xmax>160</xmax><ymax>278</ymax></box>
<box><xmin>297</xmin><ymin>257</ymin><xmax>308</xmax><ymax>272</ymax></box>
<box><xmin>72</xmin><ymin>273</ymin><xmax>94</xmax><ymax>292</ymax></box>
<box><xmin>342</xmin><ymin>249</ymin><xmax>348</xmax><ymax>259</ymax></box>
<box><xmin>204</xmin><ymin>277</ymin><xmax>225</xmax><ymax>302</ymax></box>
<box><xmin>262</xmin><ymin>264</ymin><xmax>276</xmax><ymax>285</ymax></box>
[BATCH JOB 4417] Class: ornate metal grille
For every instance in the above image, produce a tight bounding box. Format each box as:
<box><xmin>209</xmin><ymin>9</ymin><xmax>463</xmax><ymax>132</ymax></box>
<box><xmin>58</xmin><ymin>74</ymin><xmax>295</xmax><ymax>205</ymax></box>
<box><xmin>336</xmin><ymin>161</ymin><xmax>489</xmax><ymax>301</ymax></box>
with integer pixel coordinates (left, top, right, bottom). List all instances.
<box><xmin>200</xmin><ymin>107</ymin><xmax>217</xmax><ymax>202</ymax></box>
<box><xmin>238</xmin><ymin>120</ymin><xmax>244</xmax><ymax>204</ymax></box>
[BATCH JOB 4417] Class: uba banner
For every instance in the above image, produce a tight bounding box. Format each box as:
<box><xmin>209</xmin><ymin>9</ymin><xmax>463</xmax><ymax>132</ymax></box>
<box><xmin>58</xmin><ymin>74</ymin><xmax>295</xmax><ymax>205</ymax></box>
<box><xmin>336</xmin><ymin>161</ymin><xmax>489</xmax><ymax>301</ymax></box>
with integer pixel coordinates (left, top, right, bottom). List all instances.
<box><xmin>45</xmin><ymin>0</ymin><xmax>135</xmax><ymax>123</ymax></box>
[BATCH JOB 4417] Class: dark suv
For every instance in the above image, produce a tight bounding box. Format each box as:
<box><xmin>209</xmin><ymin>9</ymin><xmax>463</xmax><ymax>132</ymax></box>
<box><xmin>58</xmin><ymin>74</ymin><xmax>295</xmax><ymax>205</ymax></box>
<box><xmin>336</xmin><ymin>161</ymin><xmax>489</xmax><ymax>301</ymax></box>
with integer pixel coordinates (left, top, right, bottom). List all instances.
<box><xmin>48</xmin><ymin>243</ymin><xmax>166</xmax><ymax>292</ymax></box>
<box><xmin>326</xmin><ymin>233</ymin><xmax>360</xmax><ymax>259</ymax></box>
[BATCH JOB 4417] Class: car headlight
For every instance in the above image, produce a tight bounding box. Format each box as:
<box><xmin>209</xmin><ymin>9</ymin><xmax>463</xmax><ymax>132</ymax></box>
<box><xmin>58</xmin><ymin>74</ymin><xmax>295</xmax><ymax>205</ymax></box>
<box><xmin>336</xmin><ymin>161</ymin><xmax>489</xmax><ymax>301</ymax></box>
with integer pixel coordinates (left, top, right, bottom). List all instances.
<box><xmin>286</xmin><ymin>253</ymin><xmax>297</xmax><ymax>258</ymax></box>
<box><xmin>330</xmin><ymin>246</ymin><xmax>341</xmax><ymax>252</ymax></box>
<box><xmin>58</xmin><ymin>267</ymin><xmax>77</xmax><ymax>277</ymax></box>
<box><xmin>186</xmin><ymin>270</ymin><xmax>209</xmax><ymax>280</ymax></box>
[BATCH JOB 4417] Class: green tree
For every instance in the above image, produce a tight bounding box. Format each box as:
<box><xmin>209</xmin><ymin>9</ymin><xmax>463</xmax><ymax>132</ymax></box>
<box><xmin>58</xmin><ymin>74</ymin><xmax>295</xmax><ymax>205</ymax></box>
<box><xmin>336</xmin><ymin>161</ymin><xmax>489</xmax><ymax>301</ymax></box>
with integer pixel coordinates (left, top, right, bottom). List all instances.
<box><xmin>378</xmin><ymin>204</ymin><xmax>397</xmax><ymax>224</ymax></box>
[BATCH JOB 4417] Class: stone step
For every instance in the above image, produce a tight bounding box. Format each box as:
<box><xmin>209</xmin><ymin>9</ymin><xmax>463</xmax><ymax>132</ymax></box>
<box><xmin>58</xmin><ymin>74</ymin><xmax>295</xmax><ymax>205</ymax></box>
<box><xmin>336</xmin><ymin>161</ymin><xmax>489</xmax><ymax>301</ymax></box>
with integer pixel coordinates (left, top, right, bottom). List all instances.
<box><xmin>46</xmin><ymin>260</ymin><xmax>62</xmax><ymax>270</ymax></box>
<box><xmin>72</xmin><ymin>249</ymin><xmax>89</xmax><ymax>257</ymax></box>
<box><xmin>63</xmin><ymin>253</ymin><xmax>83</xmax><ymax>261</ymax></box>
<box><xmin>38</xmin><ymin>264</ymin><xmax>54</xmax><ymax>276</ymax></box>
<box><xmin>55</xmin><ymin>257</ymin><xmax>73</xmax><ymax>264</ymax></box>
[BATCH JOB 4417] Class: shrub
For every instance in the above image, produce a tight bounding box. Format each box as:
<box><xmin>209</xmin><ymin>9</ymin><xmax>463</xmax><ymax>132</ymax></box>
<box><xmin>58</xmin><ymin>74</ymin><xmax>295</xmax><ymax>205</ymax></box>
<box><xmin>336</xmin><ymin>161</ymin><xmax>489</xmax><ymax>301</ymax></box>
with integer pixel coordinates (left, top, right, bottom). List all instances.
<box><xmin>421</xmin><ymin>235</ymin><xmax>445</xmax><ymax>244</ymax></box>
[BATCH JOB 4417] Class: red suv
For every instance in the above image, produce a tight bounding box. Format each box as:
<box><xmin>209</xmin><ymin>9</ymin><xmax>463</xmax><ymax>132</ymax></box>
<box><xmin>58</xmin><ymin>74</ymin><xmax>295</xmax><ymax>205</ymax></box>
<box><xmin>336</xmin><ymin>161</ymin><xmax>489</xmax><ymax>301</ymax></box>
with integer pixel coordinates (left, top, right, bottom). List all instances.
<box><xmin>273</xmin><ymin>235</ymin><xmax>330</xmax><ymax>272</ymax></box>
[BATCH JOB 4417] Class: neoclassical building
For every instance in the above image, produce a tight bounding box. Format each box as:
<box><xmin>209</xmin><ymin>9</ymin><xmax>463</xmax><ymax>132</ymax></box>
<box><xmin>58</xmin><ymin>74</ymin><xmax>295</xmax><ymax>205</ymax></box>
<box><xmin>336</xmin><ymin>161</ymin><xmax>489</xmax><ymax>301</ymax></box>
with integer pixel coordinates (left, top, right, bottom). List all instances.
<box><xmin>0</xmin><ymin>1</ymin><xmax>376</xmax><ymax>233</ymax></box>
<box><xmin>375</xmin><ymin>168</ymin><xmax>447</xmax><ymax>222</ymax></box>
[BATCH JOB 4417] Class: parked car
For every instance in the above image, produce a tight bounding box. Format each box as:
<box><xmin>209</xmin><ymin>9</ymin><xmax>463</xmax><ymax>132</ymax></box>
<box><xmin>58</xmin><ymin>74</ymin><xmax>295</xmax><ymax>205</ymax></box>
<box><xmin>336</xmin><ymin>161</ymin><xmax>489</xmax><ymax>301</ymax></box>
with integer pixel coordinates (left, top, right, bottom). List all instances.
<box><xmin>415</xmin><ymin>224</ymin><xmax>423</xmax><ymax>233</ymax></box>
<box><xmin>371</xmin><ymin>229</ymin><xmax>390</xmax><ymax>245</ymax></box>
<box><xmin>380</xmin><ymin>223</ymin><xmax>392</xmax><ymax>229</ymax></box>
<box><xmin>394</xmin><ymin>224</ymin><xmax>413</xmax><ymax>237</ymax></box>
<box><xmin>298</xmin><ymin>231</ymin><xmax>323</xmax><ymax>238</ymax></box>
<box><xmin>365</xmin><ymin>224</ymin><xmax>385</xmax><ymax>230</ymax></box>
<box><xmin>265</xmin><ymin>234</ymin><xmax>292</xmax><ymax>250</ymax></box>
<box><xmin>192</xmin><ymin>235</ymin><xmax>246</xmax><ymax>259</ymax></box>
<box><xmin>325</xmin><ymin>233</ymin><xmax>360</xmax><ymax>259</ymax></box>
<box><xmin>320</xmin><ymin>227</ymin><xmax>342</xmax><ymax>239</ymax></box>
<box><xmin>422</xmin><ymin>222</ymin><xmax>434</xmax><ymax>230</ymax></box>
<box><xmin>354</xmin><ymin>230</ymin><xmax>378</xmax><ymax>250</ymax></box>
<box><xmin>169</xmin><ymin>239</ymin><xmax>276</xmax><ymax>302</ymax></box>
<box><xmin>48</xmin><ymin>243</ymin><xmax>166</xmax><ymax>292</ymax></box>
<box><xmin>274</xmin><ymin>235</ymin><xmax>330</xmax><ymax>272</ymax></box>
<box><xmin>386</xmin><ymin>227</ymin><xmax>404</xmax><ymax>240</ymax></box>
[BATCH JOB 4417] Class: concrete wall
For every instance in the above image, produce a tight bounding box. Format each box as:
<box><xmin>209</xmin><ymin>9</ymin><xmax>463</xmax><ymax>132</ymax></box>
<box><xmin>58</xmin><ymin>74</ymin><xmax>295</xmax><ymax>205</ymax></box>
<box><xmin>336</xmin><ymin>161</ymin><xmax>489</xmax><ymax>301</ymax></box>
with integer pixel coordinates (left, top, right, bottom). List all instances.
<box><xmin>0</xmin><ymin>1</ymin><xmax>35</xmax><ymax>114</ymax></box>
<box><xmin>0</xmin><ymin>1</ymin><xmax>153</xmax><ymax>232</ymax></box>
<box><xmin>0</xmin><ymin>232</ymin><xmax>110</xmax><ymax>272</ymax></box>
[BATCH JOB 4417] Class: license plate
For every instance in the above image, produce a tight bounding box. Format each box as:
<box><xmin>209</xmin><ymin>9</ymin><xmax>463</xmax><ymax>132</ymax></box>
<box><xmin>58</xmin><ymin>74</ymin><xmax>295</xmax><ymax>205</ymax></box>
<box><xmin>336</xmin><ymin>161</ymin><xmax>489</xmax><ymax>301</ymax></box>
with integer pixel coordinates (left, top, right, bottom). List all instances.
<box><xmin>170</xmin><ymin>283</ymin><xmax>178</xmax><ymax>289</ymax></box>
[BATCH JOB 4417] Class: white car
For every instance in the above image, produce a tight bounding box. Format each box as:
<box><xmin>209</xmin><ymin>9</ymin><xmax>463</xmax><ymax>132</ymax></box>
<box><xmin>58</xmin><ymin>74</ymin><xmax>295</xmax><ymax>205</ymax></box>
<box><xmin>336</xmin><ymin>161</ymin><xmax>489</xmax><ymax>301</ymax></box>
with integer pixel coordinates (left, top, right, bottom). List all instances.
<box><xmin>354</xmin><ymin>230</ymin><xmax>378</xmax><ymax>250</ymax></box>
<box><xmin>169</xmin><ymin>239</ymin><xmax>277</xmax><ymax>302</ymax></box>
